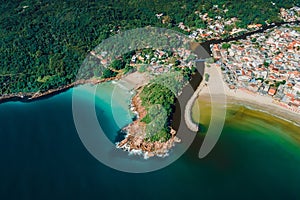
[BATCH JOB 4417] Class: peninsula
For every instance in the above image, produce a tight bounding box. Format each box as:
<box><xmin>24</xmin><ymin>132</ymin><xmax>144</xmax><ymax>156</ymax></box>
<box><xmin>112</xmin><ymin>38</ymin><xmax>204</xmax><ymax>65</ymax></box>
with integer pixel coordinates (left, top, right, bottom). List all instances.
<box><xmin>1</xmin><ymin>1</ymin><xmax>300</xmax><ymax>158</ymax></box>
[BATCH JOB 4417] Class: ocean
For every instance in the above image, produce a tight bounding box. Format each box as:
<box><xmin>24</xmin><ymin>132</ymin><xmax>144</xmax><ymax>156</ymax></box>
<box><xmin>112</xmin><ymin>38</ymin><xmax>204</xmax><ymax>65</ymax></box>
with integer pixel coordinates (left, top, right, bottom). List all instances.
<box><xmin>0</xmin><ymin>81</ymin><xmax>300</xmax><ymax>199</ymax></box>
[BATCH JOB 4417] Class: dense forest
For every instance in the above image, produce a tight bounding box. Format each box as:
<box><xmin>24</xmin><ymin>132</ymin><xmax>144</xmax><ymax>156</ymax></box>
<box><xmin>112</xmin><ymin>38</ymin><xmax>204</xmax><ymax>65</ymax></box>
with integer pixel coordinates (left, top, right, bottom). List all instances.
<box><xmin>0</xmin><ymin>0</ymin><xmax>299</xmax><ymax>94</ymax></box>
<box><xmin>140</xmin><ymin>70</ymin><xmax>194</xmax><ymax>142</ymax></box>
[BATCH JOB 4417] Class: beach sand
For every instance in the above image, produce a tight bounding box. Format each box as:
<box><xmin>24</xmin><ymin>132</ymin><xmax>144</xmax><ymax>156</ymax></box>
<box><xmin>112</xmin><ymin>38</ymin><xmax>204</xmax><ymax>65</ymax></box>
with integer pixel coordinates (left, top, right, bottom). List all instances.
<box><xmin>121</xmin><ymin>71</ymin><xmax>150</xmax><ymax>89</ymax></box>
<box><xmin>196</xmin><ymin>64</ymin><xmax>300</xmax><ymax>125</ymax></box>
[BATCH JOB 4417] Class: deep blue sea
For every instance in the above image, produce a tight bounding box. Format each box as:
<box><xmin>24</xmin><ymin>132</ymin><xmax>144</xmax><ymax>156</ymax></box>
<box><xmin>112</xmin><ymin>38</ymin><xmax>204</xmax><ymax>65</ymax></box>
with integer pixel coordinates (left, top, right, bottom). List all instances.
<box><xmin>0</xmin><ymin>82</ymin><xmax>300</xmax><ymax>200</ymax></box>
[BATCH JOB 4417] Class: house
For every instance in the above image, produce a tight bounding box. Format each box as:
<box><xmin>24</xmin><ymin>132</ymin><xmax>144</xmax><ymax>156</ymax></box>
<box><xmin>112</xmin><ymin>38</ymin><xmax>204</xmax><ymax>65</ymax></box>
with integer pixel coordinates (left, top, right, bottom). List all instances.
<box><xmin>293</xmin><ymin>83</ymin><xmax>300</xmax><ymax>93</ymax></box>
<box><xmin>268</xmin><ymin>87</ymin><xmax>277</xmax><ymax>96</ymax></box>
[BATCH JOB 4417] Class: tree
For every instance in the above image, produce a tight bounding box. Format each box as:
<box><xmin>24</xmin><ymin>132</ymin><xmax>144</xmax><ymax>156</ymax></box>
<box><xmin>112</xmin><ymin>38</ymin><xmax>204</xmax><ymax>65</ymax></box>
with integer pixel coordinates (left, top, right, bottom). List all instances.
<box><xmin>110</xmin><ymin>59</ymin><xmax>126</xmax><ymax>70</ymax></box>
<box><xmin>263</xmin><ymin>61</ymin><xmax>270</xmax><ymax>67</ymax></box>
<box><xmin>222</xmin><ymin>43</ymin><xmax>231</xmax><ymax>49</ymax></box>
<box><xmin>102</xmin><ymin>68</ymin><xmax>117</xmax><ymax>78</ymax></box>
<box><xmin>174</xmin><ymin>60</ymin><xmax>181</xmax><ymax>66</ymax></box>
<box><xmin>205</xmin><ymin>73</ymin><xmax>210</xmax><ymax>82</ymax></box>
<box><xmin>251</xmin><ymin>38</ymin><xmax>257</xmax><ymax>43</ymax></box>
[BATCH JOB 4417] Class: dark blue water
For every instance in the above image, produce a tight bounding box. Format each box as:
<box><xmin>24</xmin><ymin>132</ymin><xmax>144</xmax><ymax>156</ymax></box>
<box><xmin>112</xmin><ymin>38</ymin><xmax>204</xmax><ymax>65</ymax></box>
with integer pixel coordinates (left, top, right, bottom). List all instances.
<box><xmin>1</xmin><ymin>84</ymin><xmax>300</xmax><ymax>200</ymax></box>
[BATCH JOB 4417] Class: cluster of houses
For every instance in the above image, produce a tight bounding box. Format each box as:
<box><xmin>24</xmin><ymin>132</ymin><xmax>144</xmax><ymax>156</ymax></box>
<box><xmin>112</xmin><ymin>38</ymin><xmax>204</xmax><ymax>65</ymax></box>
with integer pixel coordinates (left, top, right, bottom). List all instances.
<box><xmin>176</xmin><ymin>5</ymin><xmax>268</xmax><ymax>42</ymax></box>
<box><xmin>212</xmin><ymin>26</ymin><xmax>300</xmax><ymax>112</ymax></box>
<box><xmin>187</xmin><ymin>8</ymin><xmax>247</xmax><ymax>41</ymax></box>
<box><xmin>280</xmin><ymin>6</ymin><xmax>300</xmax><ymax>22</ymax></box>
<box><xmin>130</xmin><ymin>47</ymin><xmax>196</xmax><ymax>75</ymax></box>
<box><xmin>176</xmin><ymin>6</ymin><xmax>300</xmax><ymax>42</ymax></box>
<box><xmin>130</xmin><ymin>49</ymin><xmax>172</xmax><ymax>74</ymax></box>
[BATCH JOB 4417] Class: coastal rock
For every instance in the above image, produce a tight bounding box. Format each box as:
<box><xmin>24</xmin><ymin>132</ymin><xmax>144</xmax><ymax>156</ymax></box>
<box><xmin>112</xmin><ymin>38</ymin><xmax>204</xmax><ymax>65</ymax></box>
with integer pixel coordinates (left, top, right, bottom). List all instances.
<box><xmin>174</xmin><ymin>137</ymin><xmax>181</xmax><ymax>143</ymax></box>
<box><xmin>118</xmin><ymin>88</ymin><xmax>181</xmax><ymax>158</ymax></box>
<box><xmin>118</xmin><ymin>137</ymin><xmax>128</xmax><ymax>147</ymax></box>
<box><xmin>170</xmin><ymin>128</ymin><xmax>177</xmax><ymax>137</ymax></box>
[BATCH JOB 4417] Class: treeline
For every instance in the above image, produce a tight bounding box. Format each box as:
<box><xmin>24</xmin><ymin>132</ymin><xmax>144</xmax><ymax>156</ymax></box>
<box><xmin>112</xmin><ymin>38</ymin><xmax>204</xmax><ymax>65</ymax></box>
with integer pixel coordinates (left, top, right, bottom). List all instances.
<box><xmin>0</xmin><ymin>0</ymin><xmax>298</xmax><ymax>94</ymax></box>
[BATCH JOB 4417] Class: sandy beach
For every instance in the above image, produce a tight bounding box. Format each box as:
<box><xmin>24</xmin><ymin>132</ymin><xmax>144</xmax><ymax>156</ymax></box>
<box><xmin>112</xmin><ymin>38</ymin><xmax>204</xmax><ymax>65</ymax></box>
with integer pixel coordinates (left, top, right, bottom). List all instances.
<box><xmin>121</xmin><ymin>71</ymin><xmax>150</xmax><ymax>89</ymax></box>
<box><xmin>196</xmin><ymin>64</ymin><xmax>300</xmax><ymax>125</ymax></box>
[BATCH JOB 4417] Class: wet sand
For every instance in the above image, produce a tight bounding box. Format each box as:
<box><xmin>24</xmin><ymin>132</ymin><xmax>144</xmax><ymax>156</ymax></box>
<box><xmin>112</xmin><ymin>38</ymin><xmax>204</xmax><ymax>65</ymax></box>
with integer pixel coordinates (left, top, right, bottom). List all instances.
<box><xmin>195</xmin><ymin>64</ymin><xmax>300</xmax><ymax>125</ymax></box>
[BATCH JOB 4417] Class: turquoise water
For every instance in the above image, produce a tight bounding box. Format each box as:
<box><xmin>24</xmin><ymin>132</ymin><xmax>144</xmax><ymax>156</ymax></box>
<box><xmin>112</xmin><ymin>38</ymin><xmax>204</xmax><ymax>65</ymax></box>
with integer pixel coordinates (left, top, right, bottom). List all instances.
<box><xmin>94</xmin><ymin>82</ymin><xmax>134</xmax><ymax>141</ymax></box>
<box><xmin>0</xmin><ymin>82</ymin><xmax>300</xmax><ymax>199</ymax></box>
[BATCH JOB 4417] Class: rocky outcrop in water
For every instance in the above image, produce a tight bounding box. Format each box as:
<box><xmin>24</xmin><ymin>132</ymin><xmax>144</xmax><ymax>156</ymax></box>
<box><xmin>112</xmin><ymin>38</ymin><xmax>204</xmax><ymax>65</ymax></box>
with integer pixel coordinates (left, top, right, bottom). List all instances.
<box><xmin>117</xmin><ymin>88</ymin><xmax>181</xmax><ymax>158</ymax></box>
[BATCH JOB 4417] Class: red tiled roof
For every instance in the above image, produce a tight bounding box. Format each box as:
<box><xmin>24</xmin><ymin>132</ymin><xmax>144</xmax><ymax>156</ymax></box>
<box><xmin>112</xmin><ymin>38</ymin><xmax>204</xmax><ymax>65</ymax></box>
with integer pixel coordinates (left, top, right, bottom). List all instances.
<box><xmin>268</xmin><ymin>88</ymin><xmax>277</xmax><ymax>96</ymax></box>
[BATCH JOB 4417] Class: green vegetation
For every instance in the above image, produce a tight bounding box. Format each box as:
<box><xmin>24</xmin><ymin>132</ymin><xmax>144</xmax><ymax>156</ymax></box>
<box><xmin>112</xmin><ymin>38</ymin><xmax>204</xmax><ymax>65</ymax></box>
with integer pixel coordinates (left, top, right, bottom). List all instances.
<box><xmin>110</xmin><ymin>59</ymin><xmax>126</xmax><ymax>70</ymax></box>
<box><xmin>264</xmin><ymin>61</ymin><xmax>270</xmax><ymax>67</ymax></box>
<box><xmin>222</xmin><ymin>43</ymin><xmax>232</xmax><ymax>49</ymax></box>
<box><xmin>206</xmin><ymin>57</ymin><xmax>214</xmax><ymax>64</ymax></box>
<box><xmin>204</xmin><ymin>73</ymin><xmax>210</xmax><ymax>82</ymax></box>
<box><xmin>140</xmin><ymin>70</ymin><xmax>193</xmax><ymax>142</ymax></box>
<box><xmin>198</xmin><ymin>0</ymin><xmax>296</xmax><ymax>28</ymax></box>
<box><xmin>275</xmin><ymin>80</ymin><xmax>287</xmax><ymax>88</ymax></box>
<box><xmin>138</xmin><ymin>65</ymin><xmax>147</xmax><ymax>73</ymax></box>
<box><xmin>0</xmin><ymin>0</ymin><xmax>200</xmax><ymax>94</ymax></box>
<box><xmin>140</xmin><ymin>83</ymin><xmax>175</xmax><ymax>142</ymax></box>
<box><xmin>123</xmin><ymin>65</ymin><xmax>135</xmax><ymax>74</ymax></box>
<box><xmin>0</xmin><ymin>0</ymin><xmax>298</xmax><ymax>95</ymax></box>
<box><xmin>251</xmin><ymin>38</ymin><xmax>257</xmax><ymax>43</ymax></box>
<box><xmin>275</xmin><ymin>82</ymin><xmax>281</xmax><ymax>88</ymax></box>
<box><xmin>292</xmin><ymin>27</ymin><xmax>300</xmax><ymax>32</ymax></box>
<box><xmin>101</xmin><ymin>69</ymin><xmax>117</xmax><ymax>79</ymax></box>
<box><xmin>256</xmin><ymin>77</ymin><xmax>264</xmax><ymax>82</ymax></box>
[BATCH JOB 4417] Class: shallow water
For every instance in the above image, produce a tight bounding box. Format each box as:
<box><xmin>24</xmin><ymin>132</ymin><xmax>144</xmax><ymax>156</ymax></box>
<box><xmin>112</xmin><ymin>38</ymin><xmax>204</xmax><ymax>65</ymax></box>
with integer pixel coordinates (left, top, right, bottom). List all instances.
<box><xmin>0</xmin><ymin>83</ymin><xmax>300</xmax><ymax>199</ymax></box>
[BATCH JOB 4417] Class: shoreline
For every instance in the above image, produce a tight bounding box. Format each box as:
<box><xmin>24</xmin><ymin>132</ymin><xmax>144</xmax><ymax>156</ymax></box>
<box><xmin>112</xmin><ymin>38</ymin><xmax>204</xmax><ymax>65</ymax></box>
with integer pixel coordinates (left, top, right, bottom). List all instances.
<box><xmin>116</xmin><ymin>72</ymin><xmax>181</xmax><ymax>159</ymax></box>
<box><xmin>197</xmin><ymin>64</ymin><xmax>300</xmax><ymax>126</ymax></box>
<box><xmin>0</xmin><ymin>77</ymin><xmax>118</xmax><ymax>104</ymax></box>
<box><xmin>184</xmin><ymin>77</ymin><xmax>206</xmax><ymax>132</ymax></box>
<box><xmin>0</xmin><ymin>69</ymin><xmax>149</xmax><ymax>105</ymax></box>
<box><xmin>226</xmin><ymin>97</ymin><xmax>300</xmax><ymax>127</ymax></box>
<box><xmin>196</xmin><ymin>93</ymin><xmax>300</xmax><ymax>128</ymax></box>
<box><xmin>2</xmin><ymin>20</ymin><xmax>299</xmax><ymax>105</ymax></box>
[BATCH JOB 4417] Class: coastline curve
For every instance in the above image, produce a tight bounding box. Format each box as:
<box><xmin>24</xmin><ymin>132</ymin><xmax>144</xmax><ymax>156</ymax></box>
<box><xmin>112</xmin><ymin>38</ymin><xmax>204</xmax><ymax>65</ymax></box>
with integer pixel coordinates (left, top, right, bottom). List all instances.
<box><xmin>72</xmin><ymin>27</ymin><xmax>227</xmax><ymax>173</ymax></box>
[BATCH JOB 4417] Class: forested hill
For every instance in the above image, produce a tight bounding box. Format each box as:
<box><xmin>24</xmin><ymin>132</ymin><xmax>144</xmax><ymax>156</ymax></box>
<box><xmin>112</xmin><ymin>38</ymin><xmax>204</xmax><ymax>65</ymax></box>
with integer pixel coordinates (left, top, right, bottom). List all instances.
<box><xmin>0</xmin><ymin>0</ymin><xmax>298</xmax><ymax>94</ymax></box>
